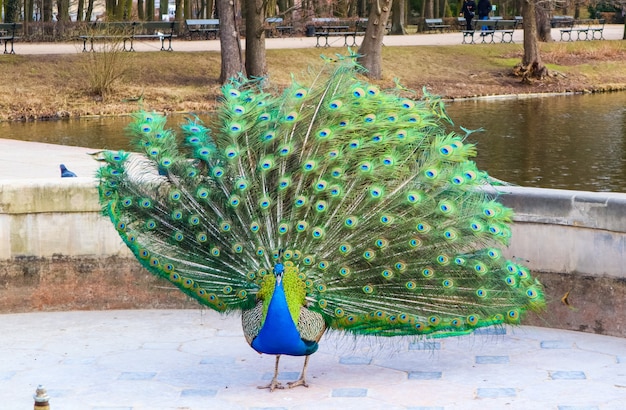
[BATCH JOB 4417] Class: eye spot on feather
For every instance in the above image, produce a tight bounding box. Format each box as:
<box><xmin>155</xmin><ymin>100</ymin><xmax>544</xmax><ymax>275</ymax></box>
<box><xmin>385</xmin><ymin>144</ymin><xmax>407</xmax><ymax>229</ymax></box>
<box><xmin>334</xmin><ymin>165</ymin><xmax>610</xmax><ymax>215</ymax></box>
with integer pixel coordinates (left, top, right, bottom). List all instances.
<box><xmin>375</xmin><ymin>238</ymin><xmax>388</xmax><ymax>248</ymax></box>
<box><xmin>173</xmin><ymin>232</ymin><xmax>184</xmax><ymax>242</ymax></box>
<box><xmin>259</xmin><ymin>197</ymin><xmax>271</xmax><ymax>209</ymax></box>
<box><xmin>363</xmin><ymin>249</ymin><xmax>375</xmax><ymax>260</ymax></box>
<box><xmin>401</xmin><ymin>99</ymin><xmax>414</xmax><ymax>109</ymax></box>
<box><xmin>344</xmin><ymin>216</ymin><xmax>358</xmax><ymax>228</ymax></box>
<box><xmin>439</xmin><ymin>145</ymin><xmax>453</xmax><ymax>156</ymax></box>
<box><xmin>262</xmin><ymin>131</ymin><xmax>275</xmax><ymax>142</ymax></box>
<box><xmin>526</xmin><ymin>288</ymin><xmax>539</xmax><ymax>299</ymax></box>
<box><xmin>284</xmin><ymin>111</ymin><xmax>298</xmax><ymax>122</ymax></box>
<box><xmin>294</xmin><ymin>88</ymin><xmax>307</xmax><ymax>98</ymax></box>
<box><xmin>422</xmin><ymin>268</ymin><xmax>434</xmax><ymax>278</ymax></box>
<box><xmin>467</xmin><ymin>315</ymin><xmax>479</xmax><ymax>325</ymax></box>
<box><xmin>339</xmin><ymin>243</ymin><xmax>352</xmax><ymax>255</ymax></box>
<box><xmin>339</xmin><ymin>267</ymin><xmax>350</xmax><ymax>277</ymax></box>
<box><xmin>329</xmin><ymin>100</ymin><xmax>342</xmax><ymax>110</ymax></box>
<box><xmin>406</xmin><ymin>281</ymin><xmax>416</xmax><ymax>290</ymax></box>
<box><xmin>196</xmin><ymin>233</ymin><xmax>207</xmax><ymax>242</ymax></box>
<box><xmin>362</xmin><ymin>285</ymin><xmax>374</xmax><ymax>294</ymax></box>
<box><xmin>317</xmin><ymin>128</ymin><xmax>331</xmax><ymax>139</ymax></box>
<box><xmin>211</xmin><ymin>247</ymin><xmax>220</xmax><ymax>257</ymax></box>
<box><xmin>250</xmin><ymin>222</ymin><xmax>260</xmax><ymax>233</ymax></box>
<box><xmin>311</xmin><ymin>227</ymin><xmax>324</xmax><ymax>239</ymax></box>
<box><xmin>369</xmin><ymin>186</ymin><xmax>383</xmax><ymax>199</ymax></box>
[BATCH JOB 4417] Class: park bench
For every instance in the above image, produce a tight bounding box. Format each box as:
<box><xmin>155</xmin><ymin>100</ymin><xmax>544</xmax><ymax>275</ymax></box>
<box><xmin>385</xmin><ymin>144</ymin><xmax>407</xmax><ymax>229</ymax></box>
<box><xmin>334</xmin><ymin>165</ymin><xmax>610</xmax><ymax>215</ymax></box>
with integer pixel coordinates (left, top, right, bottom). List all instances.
<box><xmin>265</xmin><ymin>17</ymin><xmax>293</xmax><ymax>37</ymax></box>
<box><xmin>559</xmin><ymin>19</ymin><xmax>605</xmax><ymax>41</ymax></box>
<box><xmin>461</xmin><ymin>19</ymin><xmax>518</xmax><ymax>44</ymax></box>
<box><xmin>311</xmin><ymin>19</ymin><xmax>364</xmax><ymax>47</ymax></box>
<box><xmin>456</xmin><ymin>17</ymin><xmax>468</xmax><ymax>31</ymax></box>
<box><xmin>588</xmin><ymin>19</ymin><xmax>605</xmax><ymax>40</ymax></box>
<box><xmin>0</xmin><ymin>22</ymin><xmax>22</xmax><ymax>54</ymax></box>
<box><xmin>79</xmin><ymin>21</ymin><xmax>177</xmax><ymax>52</ymax></box>
<box><xmin>185</xmin><ymin>19</ymin><xmax>219</xmax><ymax>40</ymax></box>
<box><xmin>550</xmin><ymin>15</ymin><xmax>574</xmax><ymax>28</ymax></box>
<box><xmin>133</xmin><ymin>21</ymin><xmax>177</xmax><ymax>51</ymax></box>
<box><xmin>424</xmin><ymin>18</ymin><xmax>450</xmax><ymax>32</ymax></box>
<box><xmin>493</xmin><ymin>19</ymin><xmax>518</xmax><ymax>43</ymax></box>
<box><xmin>79</xmin><ymin>22</ymin><xmax>135</xmax><ymax>52</ymax></box>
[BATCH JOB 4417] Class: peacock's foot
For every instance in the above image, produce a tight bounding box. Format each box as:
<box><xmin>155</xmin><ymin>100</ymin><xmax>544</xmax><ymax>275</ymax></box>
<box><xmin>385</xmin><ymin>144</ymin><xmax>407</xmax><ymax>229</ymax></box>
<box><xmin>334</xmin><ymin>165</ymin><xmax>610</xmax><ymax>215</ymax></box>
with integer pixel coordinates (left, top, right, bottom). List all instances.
<box><xmin>287</xmin><ymin>377</ymin><xmax>309</xmax><ymax>389</ymax></box>
<box><xmin>257</xmin><ymin>378</ymin><xmax>285</xmax><ymax>392</ymax></box>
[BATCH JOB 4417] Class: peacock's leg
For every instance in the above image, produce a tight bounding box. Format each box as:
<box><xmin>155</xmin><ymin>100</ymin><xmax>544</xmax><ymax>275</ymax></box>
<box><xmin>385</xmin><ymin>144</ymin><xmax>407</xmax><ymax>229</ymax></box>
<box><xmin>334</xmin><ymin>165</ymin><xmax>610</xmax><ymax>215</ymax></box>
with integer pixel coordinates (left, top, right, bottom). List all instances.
<box><xmin>287</xmin><ymin>355</ymin><xmax>311</xmax><ymax>389</ymax></box>
<box><xmin>258</xmin><ymin>355</ymin><xmax>284</xmax><ymax>391</ymax></box>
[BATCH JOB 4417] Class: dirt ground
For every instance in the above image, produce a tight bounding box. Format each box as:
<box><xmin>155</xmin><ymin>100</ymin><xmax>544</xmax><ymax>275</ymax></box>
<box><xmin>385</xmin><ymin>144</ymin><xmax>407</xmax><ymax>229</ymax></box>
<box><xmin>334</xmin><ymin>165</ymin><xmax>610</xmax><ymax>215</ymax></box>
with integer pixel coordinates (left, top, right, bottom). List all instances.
<box><xmin>2</xmin><ymin>43</ymin><xmax>626</xmax><ymax>121</ymax></box>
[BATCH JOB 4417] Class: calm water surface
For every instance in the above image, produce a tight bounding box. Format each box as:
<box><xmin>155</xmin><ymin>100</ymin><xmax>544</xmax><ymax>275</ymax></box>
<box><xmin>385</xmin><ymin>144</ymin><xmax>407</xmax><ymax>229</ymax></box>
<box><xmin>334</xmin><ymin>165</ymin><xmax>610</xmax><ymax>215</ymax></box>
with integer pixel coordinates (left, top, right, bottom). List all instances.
<box><xmin>2</xmin><ymin>92</ymin><xmax>625</xmax><ymax>192</ymax></box>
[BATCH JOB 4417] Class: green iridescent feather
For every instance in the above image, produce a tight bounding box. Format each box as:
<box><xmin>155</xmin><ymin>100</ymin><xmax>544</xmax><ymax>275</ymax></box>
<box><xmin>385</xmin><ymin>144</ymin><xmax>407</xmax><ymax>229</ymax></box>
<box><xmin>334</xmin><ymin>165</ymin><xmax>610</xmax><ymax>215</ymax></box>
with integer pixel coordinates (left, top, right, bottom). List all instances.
<box><xmin>97</xmin><ymin>57</ymin><xmax>544</xmax><ymax>338</ymax></box>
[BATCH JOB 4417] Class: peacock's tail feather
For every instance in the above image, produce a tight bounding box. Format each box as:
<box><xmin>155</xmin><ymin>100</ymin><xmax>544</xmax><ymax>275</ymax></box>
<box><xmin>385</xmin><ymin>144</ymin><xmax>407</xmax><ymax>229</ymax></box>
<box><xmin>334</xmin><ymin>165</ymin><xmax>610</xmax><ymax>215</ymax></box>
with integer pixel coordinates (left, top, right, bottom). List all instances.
<box><xmin>97</xmin><ymin>57</ymin><xmax>544</xmax><ymax>338</ymax></box>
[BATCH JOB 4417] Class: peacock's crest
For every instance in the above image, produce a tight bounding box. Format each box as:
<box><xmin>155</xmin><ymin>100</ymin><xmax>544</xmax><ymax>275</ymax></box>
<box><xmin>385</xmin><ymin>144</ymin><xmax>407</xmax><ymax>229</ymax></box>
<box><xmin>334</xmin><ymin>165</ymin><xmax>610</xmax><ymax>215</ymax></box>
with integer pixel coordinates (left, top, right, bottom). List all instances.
<box><xmin>98</xmin><ymin>58</ymin><xmax>544</xmax><ymax>344</ymax></box>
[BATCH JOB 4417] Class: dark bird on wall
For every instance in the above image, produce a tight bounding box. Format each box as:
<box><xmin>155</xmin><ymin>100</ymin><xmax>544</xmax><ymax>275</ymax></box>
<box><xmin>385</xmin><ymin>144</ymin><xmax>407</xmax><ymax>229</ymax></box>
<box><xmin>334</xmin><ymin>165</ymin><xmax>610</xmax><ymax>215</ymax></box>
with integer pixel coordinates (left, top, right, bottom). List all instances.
<box><xmin>96</xmin><ymin>58</ymin><xmax>545</xmax><ymax>391</ymax></box>
<box><xmin>60</xmin><ymin>164</ymin><xmax>77</xmax><ymax>177</ymax></box>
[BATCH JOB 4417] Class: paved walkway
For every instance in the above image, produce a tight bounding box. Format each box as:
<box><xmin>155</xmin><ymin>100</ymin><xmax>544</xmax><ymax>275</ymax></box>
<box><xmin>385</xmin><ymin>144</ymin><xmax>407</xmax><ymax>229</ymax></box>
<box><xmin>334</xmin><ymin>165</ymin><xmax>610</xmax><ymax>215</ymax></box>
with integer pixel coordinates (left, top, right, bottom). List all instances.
<box><xmin>10</xmin><ymin>25</ymin><xmax>626</xmax><ymax>55</ymax></box>
<box><xmin>0</xmin><ymin>309</ymin><xmax>625</xmax><ymax>409</ymax></box>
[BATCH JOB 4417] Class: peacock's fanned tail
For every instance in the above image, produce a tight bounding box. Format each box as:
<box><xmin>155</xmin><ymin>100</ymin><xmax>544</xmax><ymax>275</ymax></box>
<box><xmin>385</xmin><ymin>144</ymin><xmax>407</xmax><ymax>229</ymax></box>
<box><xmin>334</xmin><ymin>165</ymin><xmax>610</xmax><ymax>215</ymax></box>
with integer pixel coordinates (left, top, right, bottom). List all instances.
<box><xmin>97</xmin><ymin>58</ymin><xmax>544</xmax><ymax>337</ymax></box>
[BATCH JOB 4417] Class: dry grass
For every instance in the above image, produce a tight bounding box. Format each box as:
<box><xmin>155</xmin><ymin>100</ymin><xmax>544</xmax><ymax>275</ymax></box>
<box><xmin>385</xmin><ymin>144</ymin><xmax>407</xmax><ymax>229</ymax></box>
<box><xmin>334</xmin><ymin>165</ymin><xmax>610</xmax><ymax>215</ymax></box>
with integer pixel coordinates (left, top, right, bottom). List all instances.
<box><xmin>2</xmin><ymin>41</ymin><xmax>626</xmax><ymax>121</ymax></box>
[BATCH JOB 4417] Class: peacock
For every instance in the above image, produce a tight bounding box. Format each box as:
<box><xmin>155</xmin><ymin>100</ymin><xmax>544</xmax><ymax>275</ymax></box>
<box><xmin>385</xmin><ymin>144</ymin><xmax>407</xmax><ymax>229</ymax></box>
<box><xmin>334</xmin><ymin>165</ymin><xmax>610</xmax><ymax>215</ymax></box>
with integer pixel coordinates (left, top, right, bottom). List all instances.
<box><xmin>97</xmin><ymin>57</ymin><xmax>544</xmax><ymax>391</ymax></box>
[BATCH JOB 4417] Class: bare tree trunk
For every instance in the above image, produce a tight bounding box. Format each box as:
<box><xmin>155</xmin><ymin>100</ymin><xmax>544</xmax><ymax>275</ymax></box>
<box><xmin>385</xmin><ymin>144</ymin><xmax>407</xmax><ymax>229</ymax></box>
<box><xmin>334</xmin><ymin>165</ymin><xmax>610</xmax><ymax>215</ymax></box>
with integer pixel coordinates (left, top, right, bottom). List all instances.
<box><xmin>516</xmin><ymin>0</ymin><xmax>548</xmax><ymax>81</ymax></box>
<box><xmin>137</xmin><ymin>0</ymin><xmax>144</xmax><ymax>20</ymax></box>
<box><xmin>160</xmin><ymin>0</ymin><xmax>168</xmax><ymax>19</ymax></box>
<box><xmin>43</xmin><ymin>0</ymin><xmax>53</xmax><ymax>21</ymax></box>
<box><xmin>425</xmin><ymin>0</ymin><xmax>433</xmax><ymax>19</ymax></box>
<box><xmin>390</xmin><ymin>0</ymin><xmax>406</xmax><ymax>34</ymax></box>
<box><xmin>219</xmin><ymin>0</ymin><xmax>245</xmax><ymax>83</ymax></box>
<box><xmin>535</xmin><ymin>2</ymin><xmax>552</xmax><ymax>42</ymax></box>
<box><xmin>175</xmin><ymin>0</ymin><xmax>184</xmax><ymax>21</ymax></box>
<box><xmin>86</xmin><ymin>0</ymin><xmax>95</xmax><ymax>21</ymax></box>
<box><xmin>77</xmin><ymin>0</ymin><xmax>85</xmax><ymax>21</ymax></box>
<box><xmin>357</xmin><ymin>0</ymin><xmax>392</xmax><ymax>79</ymax></box>
<box><xmin>245</xmin><ymin>0</ymin><xmax>267</xmax><ymax>79</ymax></box>
<box><xmin>146</xmin><ymin>0</ymin><xmax>155</xmax><ymax>20</ymax></box>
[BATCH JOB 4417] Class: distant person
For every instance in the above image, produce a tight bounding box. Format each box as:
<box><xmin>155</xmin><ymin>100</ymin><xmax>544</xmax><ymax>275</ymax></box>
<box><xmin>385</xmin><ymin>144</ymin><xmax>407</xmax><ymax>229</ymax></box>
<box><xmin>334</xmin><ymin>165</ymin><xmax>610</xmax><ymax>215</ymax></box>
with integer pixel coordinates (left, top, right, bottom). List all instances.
<box><xmin>461</xmin><ymin>0</ymin><xmax>476</xmax><ymax>30</ymax></box>
<box><xmin>477</xmin><ymin>0</ymin><xmax>492</xmax><ymax>21</ymax></box>
<box><xmin>477</xmin><ymin>0</ymin><xmax>492</xmax><ymax>31</ymax></box>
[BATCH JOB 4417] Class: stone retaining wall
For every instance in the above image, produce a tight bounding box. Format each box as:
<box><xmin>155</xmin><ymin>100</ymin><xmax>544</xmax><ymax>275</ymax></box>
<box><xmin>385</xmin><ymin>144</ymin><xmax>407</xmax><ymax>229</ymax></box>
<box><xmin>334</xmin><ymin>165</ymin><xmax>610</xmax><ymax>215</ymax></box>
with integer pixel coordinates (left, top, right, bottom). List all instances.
<box><xmin>1</xmin><ymin>180</ymin><xmax>624</xmax><ymax>337</ymax></box>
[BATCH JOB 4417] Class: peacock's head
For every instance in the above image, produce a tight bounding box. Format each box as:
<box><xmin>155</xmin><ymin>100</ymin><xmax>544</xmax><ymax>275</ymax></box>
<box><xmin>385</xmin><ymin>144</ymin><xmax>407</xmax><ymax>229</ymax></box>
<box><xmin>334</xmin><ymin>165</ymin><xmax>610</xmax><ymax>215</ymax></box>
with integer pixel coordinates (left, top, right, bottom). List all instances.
<box><xmin>273</xmin><ymin>263</ymin><xmax>285</xmax><ymax>285</ymax></box>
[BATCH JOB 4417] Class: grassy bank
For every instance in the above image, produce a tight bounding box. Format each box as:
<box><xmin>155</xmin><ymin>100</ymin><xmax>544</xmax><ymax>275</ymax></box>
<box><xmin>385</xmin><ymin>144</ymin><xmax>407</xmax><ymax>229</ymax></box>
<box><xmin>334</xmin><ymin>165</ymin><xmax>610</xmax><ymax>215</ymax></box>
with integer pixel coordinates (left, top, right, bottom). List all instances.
<box><xmin>2</xmin><ymin>40</ymin><xmax>626</xmax><ymax>121</ymax></box>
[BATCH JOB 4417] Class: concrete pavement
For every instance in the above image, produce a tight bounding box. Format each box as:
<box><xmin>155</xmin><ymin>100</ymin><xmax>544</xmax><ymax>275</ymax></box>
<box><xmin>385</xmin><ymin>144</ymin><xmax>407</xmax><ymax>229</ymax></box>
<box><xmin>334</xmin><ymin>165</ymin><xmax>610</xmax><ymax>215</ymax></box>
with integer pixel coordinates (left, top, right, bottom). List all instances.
<box><xmin>1</xmin><ymin>309</ymin><xmax>625</xmax><ymax>410</ymax></box>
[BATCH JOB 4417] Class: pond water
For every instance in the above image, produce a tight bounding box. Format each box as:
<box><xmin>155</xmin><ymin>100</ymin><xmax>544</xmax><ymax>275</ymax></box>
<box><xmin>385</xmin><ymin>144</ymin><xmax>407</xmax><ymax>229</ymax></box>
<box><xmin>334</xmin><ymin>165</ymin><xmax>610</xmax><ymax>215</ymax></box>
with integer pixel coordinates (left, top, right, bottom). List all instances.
<box><xmin>1</xmin><ymin>92</ymin><xmax>625</xmax><ymax>192</ymax></box>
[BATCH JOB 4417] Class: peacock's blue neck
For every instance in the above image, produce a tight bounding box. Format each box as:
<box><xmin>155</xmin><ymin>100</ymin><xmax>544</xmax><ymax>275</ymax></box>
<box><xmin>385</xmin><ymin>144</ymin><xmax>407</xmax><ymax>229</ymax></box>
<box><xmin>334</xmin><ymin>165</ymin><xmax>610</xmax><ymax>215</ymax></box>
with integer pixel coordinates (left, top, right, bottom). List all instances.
<box><xmin>251</xmin><ymin>274</ymin><xmax>315</xmax><ymax>356</ymax></box>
